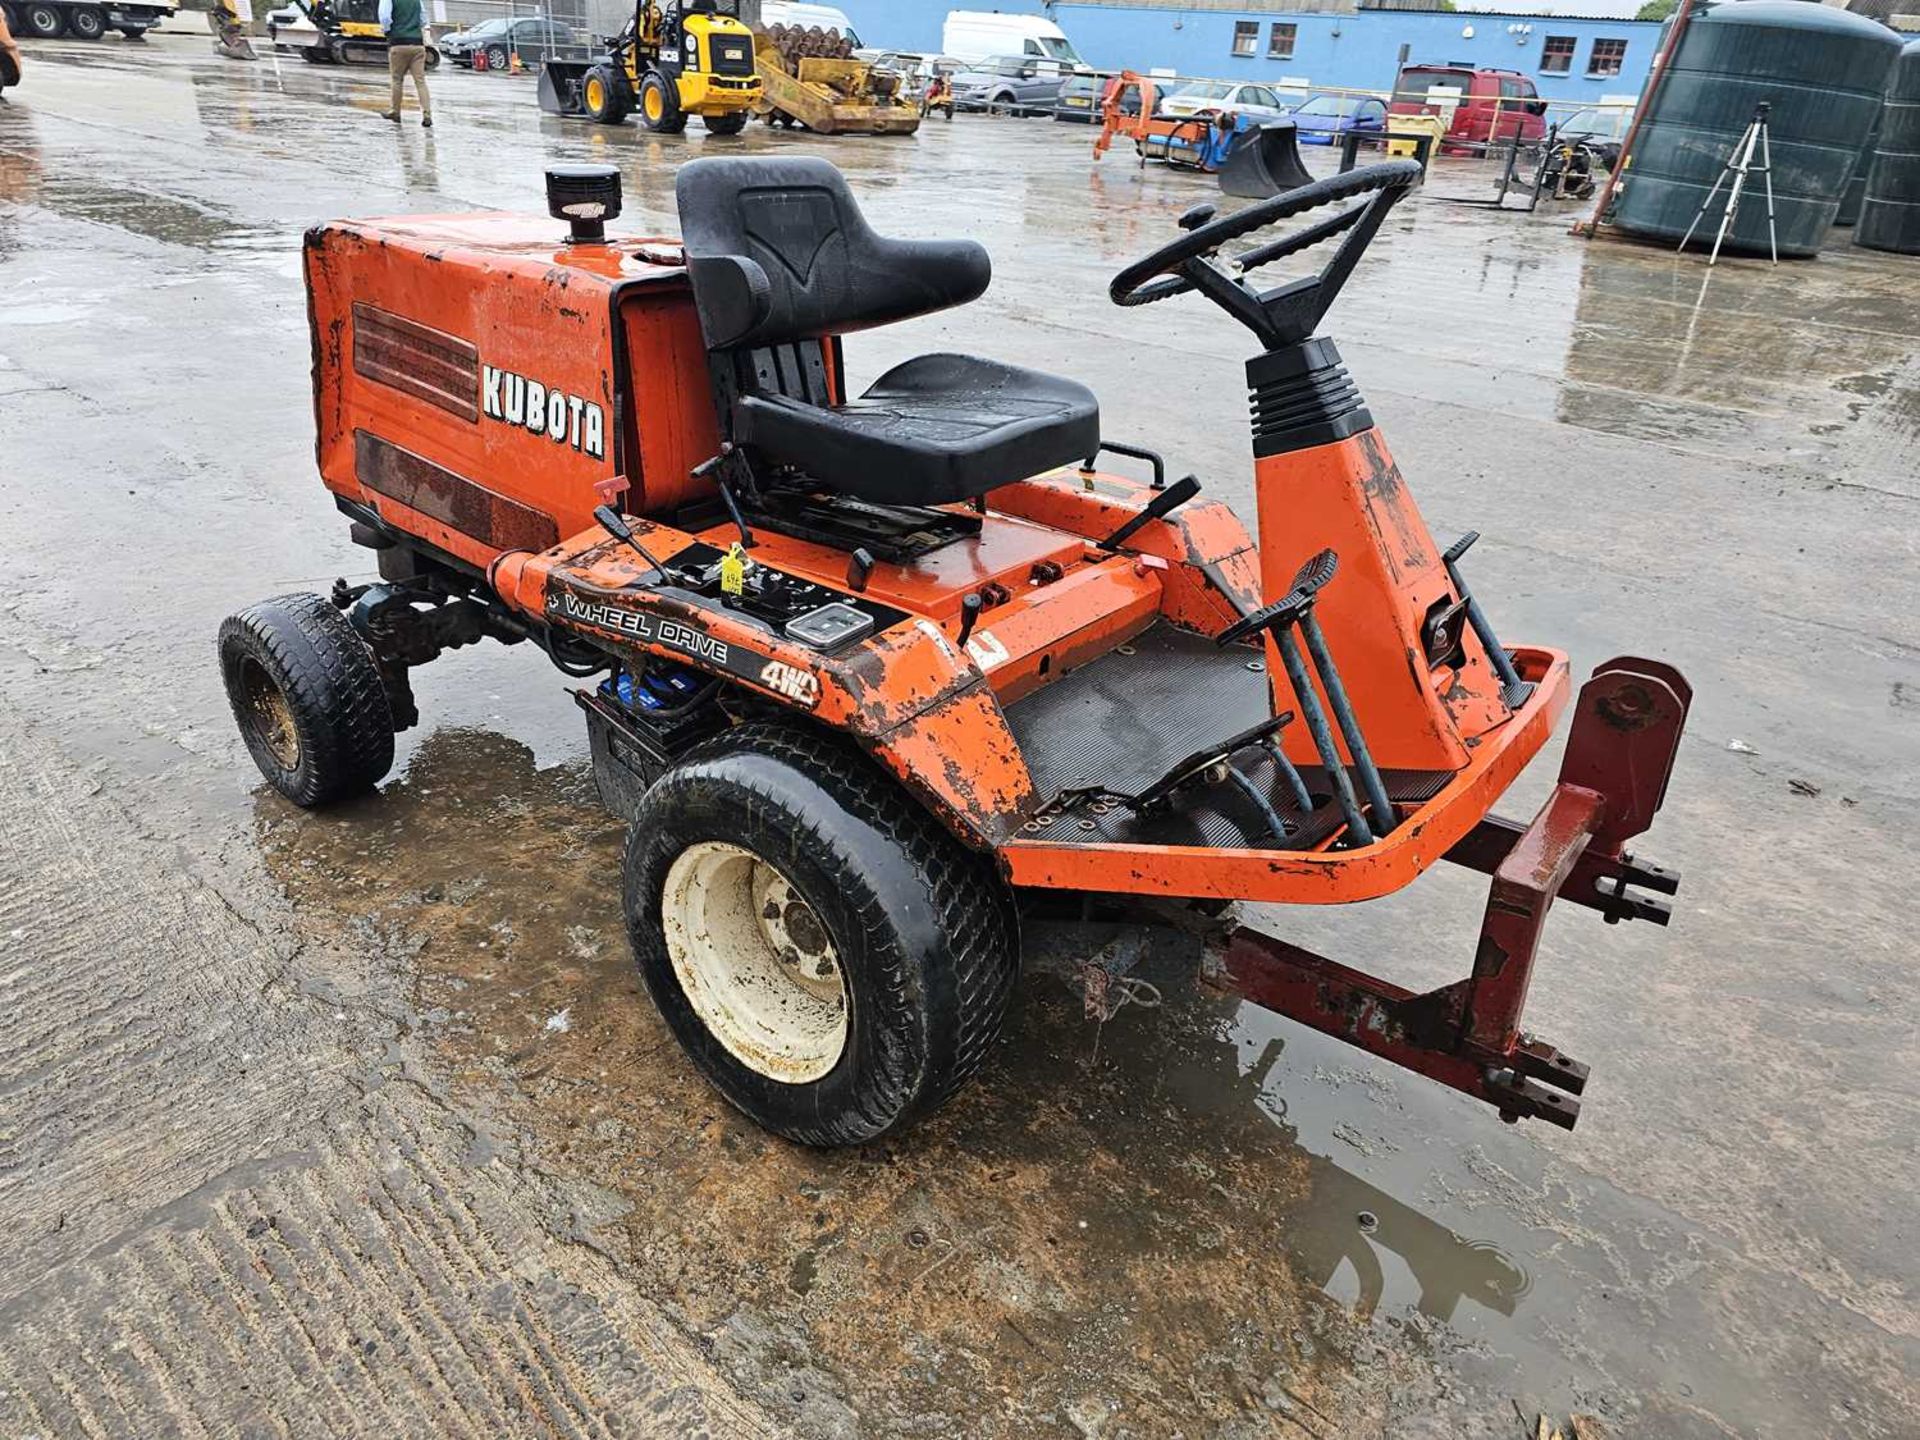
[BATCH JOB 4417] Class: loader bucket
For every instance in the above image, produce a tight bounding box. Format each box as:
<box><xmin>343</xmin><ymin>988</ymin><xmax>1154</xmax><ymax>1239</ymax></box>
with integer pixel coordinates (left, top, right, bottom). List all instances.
<box><xmin>1218</xmin><ymin>121</ymin><xmax>1314</xmax><ymax>199</ymax></box>
<box><xmin>538</xmin><ymin>60</ymin><xmax>592</xmax><ymax>116</ymax></box>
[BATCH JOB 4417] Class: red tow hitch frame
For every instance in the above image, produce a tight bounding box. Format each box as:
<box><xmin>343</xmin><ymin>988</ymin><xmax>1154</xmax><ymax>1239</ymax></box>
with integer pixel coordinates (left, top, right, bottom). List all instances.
<box><xmin>1210</xmin><ymin>658</ymin><xmax>1691</xmax><ymax>1129</ymax></box>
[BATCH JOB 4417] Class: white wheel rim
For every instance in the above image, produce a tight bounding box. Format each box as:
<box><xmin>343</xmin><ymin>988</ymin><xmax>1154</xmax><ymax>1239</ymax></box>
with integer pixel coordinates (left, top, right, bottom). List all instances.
<box><xmin>662</xmin><ymin>842</ymin><xmax>848</xmax><ymax>1084</ymax></box>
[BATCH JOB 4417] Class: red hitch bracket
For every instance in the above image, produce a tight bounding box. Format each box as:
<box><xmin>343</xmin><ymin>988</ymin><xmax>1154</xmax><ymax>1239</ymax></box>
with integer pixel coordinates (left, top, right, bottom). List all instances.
<box><xmin>1206</xmin><ymin>657</ymin><xmax>1690</xmax><ymax>1129</ymax></box>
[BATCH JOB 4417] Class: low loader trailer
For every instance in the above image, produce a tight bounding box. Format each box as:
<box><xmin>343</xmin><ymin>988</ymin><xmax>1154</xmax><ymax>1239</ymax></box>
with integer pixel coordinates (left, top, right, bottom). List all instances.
<box><xmin>2</xmin><ymin>0</ymin><xmax>173</xmax><ymax>41</ymax></box>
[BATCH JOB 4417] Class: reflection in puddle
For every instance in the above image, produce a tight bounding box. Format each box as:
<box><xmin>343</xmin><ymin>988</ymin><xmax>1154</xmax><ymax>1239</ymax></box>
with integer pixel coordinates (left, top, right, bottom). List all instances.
<box><xmin>1229</xmin><ymin>1032</ymin><xmax>1529</xmax><ymax>1324</ymax></box>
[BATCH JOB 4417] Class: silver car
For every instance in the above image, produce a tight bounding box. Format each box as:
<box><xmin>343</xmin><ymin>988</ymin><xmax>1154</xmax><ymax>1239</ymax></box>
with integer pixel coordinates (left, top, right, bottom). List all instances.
<box><xmin>1156</xmin><ymin>79</ymin><xmax>1295</xmax><ymax>124</ymax></box>
<box><xmin>951</xmin><ymin>55</ymin><xmax>1074</xmax><ymax>116</ymax></box>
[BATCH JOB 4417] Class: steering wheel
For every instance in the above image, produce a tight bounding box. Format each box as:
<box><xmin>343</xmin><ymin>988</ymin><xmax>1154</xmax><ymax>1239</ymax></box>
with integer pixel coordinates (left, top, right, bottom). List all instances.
<box><xmin>1109</xmin><ymin>161</ymin><xmax>1422</xmax><ymax>351</ymax></box>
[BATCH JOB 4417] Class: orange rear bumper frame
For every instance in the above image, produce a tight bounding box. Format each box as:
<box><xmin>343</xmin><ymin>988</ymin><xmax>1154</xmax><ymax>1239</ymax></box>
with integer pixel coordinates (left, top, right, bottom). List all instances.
<box><xmin>1002</xmin><ymin>645</ymin><xmax>1572</xmax><ymax>906</ymax></box>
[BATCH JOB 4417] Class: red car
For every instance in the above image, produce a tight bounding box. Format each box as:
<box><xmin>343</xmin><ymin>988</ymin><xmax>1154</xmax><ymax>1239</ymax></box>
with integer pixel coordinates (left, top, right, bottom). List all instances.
<box><xmin>1391</xmin><ymin>63</ymin><xmax>1547</xmax><ymax>152</ymax></box>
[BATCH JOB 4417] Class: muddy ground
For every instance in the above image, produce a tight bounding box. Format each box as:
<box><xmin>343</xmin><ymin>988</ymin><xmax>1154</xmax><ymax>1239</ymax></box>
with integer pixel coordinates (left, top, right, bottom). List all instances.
<box><xmin>1</xmin><ymin>31</ymin><xmax>1916</xmax><ymax>1439</ymax></box>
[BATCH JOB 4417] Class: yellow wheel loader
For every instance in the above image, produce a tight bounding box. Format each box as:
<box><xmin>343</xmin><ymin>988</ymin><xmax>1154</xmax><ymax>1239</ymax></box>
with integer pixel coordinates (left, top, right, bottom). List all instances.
<box><xmin>538</xmin><ymin>0</ymin><xmax>760</xmax><ymax>134</ymax></box>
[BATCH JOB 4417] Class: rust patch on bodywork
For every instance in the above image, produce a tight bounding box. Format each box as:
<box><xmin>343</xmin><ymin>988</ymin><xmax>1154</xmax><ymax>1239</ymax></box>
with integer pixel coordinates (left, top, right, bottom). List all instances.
<box><xmin>355</xmin><ymin>431</ymin><xmax>559</xmax><ymax>552</ymax></box>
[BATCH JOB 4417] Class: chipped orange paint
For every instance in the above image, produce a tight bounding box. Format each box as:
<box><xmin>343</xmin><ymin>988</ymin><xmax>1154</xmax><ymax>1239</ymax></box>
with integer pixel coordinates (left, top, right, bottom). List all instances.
<box><xmin>994</xmin><ymin>468</ymin><xmax>1261</xmax><ymax>632</ymax></box>
<box><xmin>959</xmin><ymin>559</ymin><xmax>1162</xmax><ymax>705</ymax></box>
<box><xmin>491</xmin><ymin>526</ymin><xmax>1038</xmax><ymax>848</ymax></box>
<box><xmin>1251</xmin><ymin>430</ymin><xmax>1511</xmax><ymax>773</ymax></box>
<box><xmin>873</xmin><ymin>686</ymin><xmax>1040</xmax><ymax>845</ymax></box>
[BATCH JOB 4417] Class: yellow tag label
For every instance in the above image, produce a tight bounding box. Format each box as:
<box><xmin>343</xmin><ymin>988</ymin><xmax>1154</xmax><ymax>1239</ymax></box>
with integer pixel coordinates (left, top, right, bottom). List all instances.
<box><xmin>719</xmin><ymin>542</ymin><xmax>749</xmax><ymax>596</ymax></box>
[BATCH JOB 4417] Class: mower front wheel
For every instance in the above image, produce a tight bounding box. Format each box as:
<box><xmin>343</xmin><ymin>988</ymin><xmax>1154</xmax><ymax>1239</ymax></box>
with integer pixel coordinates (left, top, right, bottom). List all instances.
<box><xmin>624</xmin><ymin>725</ymin><xmax>1019</xmax><ymax>1147</ymax></box>
<box><xmin>218</xmin><ymin>593</ymin><xmax>395</xmax><ymax>808</ymax></box>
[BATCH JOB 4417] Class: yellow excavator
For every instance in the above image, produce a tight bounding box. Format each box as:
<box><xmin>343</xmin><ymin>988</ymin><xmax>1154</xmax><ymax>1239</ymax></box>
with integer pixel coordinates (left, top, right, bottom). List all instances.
<box><xmin>278</xmin><ymin>0</ymin><xmax>440</xmax><ymax>67</ymax></box>
<box><xmin>538</xmin><ymin>0</ymin><xmax>760</xmax><ymax>134</ymax></box>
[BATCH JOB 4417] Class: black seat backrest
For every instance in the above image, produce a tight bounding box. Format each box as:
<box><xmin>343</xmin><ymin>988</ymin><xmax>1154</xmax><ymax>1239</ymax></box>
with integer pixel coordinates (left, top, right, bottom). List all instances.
<box><xmin>675</xmin><ymin>156</ymin><xmax>992</xmax><ymax>354</ymax></box>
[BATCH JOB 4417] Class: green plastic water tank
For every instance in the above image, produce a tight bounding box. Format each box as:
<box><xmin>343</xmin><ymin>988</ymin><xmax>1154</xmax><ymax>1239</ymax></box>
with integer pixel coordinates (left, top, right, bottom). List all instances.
<box><xmin>1855</xmin><ymin>39</ymin><xmax>1920</xmax><ymax>255</ymax></box>
<box><xmin>1836</xmin><ymin>111</ymin><xmax>1880</xmax><ymax>228</ymax></box>
<box><xmin>1613</xmin><ymin>0</ymin><xmax>1902</xmax><ymax>257</ymax></box>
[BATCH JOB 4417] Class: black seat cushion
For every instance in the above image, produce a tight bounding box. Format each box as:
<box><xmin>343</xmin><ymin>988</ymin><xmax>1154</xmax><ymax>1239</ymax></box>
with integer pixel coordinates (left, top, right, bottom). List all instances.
<box><xmin>675</xmin><ymin>156</ymin><xmax>1100</xmax><ymax>505</ymax></box>
<box><xmin>735</xmin><ymin>354</ymin><xmax>1100</xmax><ymax>507</ymax></box>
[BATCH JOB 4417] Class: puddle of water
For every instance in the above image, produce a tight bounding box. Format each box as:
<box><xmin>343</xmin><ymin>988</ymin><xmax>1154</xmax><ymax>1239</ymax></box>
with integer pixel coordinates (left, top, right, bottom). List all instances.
<box><xmin>251</xmin><ymin>727</ymin><xmax>1465</xmax><ymax>1435</ymax></box>
<box><xmin>35</xmin><ymin>173</ymin><xmax>263</xmax><ymax>250</ymax></box>
<box><xmin>2</xmin><ymin>302</ymin><xmax>95</xmax><ymax>325</ymax></box>
<box><xmin>237</xmin><ymin>719</ymin><xmax>1911</xmax><ymax>1437</ymax></box>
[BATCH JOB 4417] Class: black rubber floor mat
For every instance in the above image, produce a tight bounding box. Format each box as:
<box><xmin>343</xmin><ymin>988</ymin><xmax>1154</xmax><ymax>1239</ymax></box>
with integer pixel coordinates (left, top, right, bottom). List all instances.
<box><xmin>1006</xmin><ymin>623</ymin><xmax>1272</xmax><ymax>802</ymax></box>
<box><xmin>1004</xmin><ymin>623</ymin><xmax>1450</xmax><ymax>850</ymax></box>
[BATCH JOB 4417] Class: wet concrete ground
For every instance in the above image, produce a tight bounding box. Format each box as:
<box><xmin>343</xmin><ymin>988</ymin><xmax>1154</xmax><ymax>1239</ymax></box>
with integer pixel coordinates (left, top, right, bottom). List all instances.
<box><xmin>1</xmin><ymin>31</ymin><xmax>1916</xmax><ymax>1439</ymax></box>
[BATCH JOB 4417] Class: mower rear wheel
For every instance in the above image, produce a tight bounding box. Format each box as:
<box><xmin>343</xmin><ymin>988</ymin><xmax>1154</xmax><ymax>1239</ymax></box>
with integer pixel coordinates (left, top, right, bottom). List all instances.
<box><xmin>218</xmin><ymin>593</ymin><xmax>395</xmax><ymax>808</ymax></box>
<box><xmin>624</xmin><ymin>724</ymin><xmax>1019</xmax><ymax>1147</ymax></box>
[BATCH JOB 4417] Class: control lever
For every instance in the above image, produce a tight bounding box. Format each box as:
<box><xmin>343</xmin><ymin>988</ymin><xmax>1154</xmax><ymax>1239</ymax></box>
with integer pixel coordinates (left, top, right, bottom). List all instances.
<box><xmin>846</xmin><ymin>547</ymin><xmax>875</xmax><ymax>594</ymax></box>
<box><xmin>592</xmin><ymin>505</ymin><xmax>668</xmax><ymax>581</ymax></box>
<box><xmin>1097</xmin><ymin>474</ymin><xmax>1201</xmax><ymax>552</ymax></box>
<box><xmin>1215</xmin><ymin>549</ymin><xmax>1395</xmax><ymax>845</ymax></box>
<box><xmin>693</xmin><ymin>445</ymin><xmax>756</xmax><ymax>549</ymax></box>
<box><xmin>955</xmin><ymin>592</ymin><xmax>983</xmax><ymax>650</ymax></box>
<box><xmin>1440</xmin><ymin>530</ymin><xmax>1527</xmax><ymax>703</ymax></box>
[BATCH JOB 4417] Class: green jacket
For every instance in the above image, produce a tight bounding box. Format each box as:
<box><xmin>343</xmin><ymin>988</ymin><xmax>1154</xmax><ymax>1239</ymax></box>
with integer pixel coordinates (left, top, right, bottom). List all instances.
<box><xmin>381</xmin><ymin>0</ymin><xmax>423</xmax><ymax>45</ymax></box>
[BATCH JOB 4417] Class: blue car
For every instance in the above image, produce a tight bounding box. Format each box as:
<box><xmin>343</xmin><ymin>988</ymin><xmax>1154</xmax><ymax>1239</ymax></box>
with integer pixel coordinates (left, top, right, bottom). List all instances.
<box><xmin>1288</xmin><ymin>93</ymin><xmax>1388</xmax><ymax>146</ymax></box>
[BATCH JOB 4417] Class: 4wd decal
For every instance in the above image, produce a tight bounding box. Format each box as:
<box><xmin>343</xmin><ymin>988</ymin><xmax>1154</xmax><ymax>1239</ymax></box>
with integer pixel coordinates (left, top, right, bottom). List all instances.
<box><xmin>549</xmin><ymin>591</ymin><xmax>820</xmax><ymax>708</ymax></box>
<box><xmin>483</xmin><ymin>365</ymin><xmax>605</xmax><ymax>459</ymax></box>
<box><xmin>757</xmin><ymin>661</ymin><xmax>819</xmax><ymax>707</ymax></box>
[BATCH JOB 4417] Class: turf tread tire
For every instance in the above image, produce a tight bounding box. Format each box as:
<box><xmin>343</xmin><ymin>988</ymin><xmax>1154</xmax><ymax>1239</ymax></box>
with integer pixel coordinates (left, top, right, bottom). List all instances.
<box><xmin>624</xmin><ymin>723</ymin><xmax>1019</xmax><ymax>1147</ymax></box>
<box><xmin>218</xmin><ymin>592</ymin><xmax>395</xmax><ymax>808</ymax></box>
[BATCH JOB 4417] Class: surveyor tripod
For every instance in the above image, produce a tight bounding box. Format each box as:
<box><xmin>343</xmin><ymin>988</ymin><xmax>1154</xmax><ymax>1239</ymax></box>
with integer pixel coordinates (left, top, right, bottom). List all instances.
<box><xmin>1679</xmin><ymin>100</ymin><xmax>1778</xmax><ymax>266</ymax></box>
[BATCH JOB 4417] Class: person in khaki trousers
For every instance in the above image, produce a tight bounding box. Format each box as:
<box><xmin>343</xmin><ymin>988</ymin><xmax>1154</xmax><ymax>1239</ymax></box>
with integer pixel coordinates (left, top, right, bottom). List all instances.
<box><xmin>378</xmin><ymin>0</ymin><xmax>432</xmax><ymax>127</ymax></box>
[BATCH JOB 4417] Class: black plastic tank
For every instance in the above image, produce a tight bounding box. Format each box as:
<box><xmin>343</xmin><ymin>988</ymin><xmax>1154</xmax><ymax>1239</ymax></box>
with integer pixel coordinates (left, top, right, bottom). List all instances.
<box><xmin>1612</xmin><ymin>0</ymin><xmax>1902</xmax><ymax>257</ymax></box>
<box><xmin>1855</xmin><ymin>39</ymin><xmax>1920</xmax><ymax>255</ymax></box>
<box><xmin>1836</xmin><ymin>111</ymin><xmax>1880</xmax><ymax>228</ymax></box>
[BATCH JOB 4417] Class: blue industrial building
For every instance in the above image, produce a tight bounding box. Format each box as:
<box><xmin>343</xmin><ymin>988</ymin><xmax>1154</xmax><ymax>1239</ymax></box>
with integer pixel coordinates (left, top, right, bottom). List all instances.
<box><xmin>839</xmin><ymin>2</ymin><xmax>1661</xmax><ymax>100</ymax></box>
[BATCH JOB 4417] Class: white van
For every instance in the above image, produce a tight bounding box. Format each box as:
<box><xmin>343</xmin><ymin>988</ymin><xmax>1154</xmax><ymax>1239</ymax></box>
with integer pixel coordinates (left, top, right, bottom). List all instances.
<box><xmin>760</xmin><ymin>2</ymin><xmax>862</xmax><ymax>47</ymax></box>
<box><xmin>942</xmin><ymin>10</ymin><xmax>1084</xmax><ymax>68</ymax></box>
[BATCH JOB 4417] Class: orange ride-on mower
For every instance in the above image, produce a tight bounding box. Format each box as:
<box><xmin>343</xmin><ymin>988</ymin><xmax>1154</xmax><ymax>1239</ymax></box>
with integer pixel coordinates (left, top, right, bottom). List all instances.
<box><xmin>220</xmin><ymin>158</ymin><xmax>1689</xmax><ymax>1146</ymax></box>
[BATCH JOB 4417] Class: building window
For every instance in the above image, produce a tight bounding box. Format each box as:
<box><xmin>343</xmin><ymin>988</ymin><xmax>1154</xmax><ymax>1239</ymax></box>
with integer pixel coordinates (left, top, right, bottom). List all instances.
<box><xmin>1588</xmin><ymin>38</ymin><xmax>1628</xmax><ymax>76</ymax></box>
<box><xmin>1269</xmin><ymin>22</ymin><xmax>1296</xmax><ymax>59</ymax></box>
<box><xmin>1540</xmin><ymin>35</ymin><xmax>1575</xmax><ymax>73</ymax></box>
<box><xmin>1231</xmin><ymin>21</ymin><xmax>1258</xmax><ymax>57</ymax></box>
